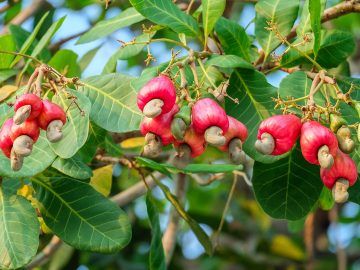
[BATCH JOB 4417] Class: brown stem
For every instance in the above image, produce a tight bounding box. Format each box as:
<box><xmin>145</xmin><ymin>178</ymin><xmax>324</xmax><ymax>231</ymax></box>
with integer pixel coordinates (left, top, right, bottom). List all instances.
<box><xmin>162</xmin><ymin>173</ymin><xmax>187</xmax><ymax>266</ymax></box>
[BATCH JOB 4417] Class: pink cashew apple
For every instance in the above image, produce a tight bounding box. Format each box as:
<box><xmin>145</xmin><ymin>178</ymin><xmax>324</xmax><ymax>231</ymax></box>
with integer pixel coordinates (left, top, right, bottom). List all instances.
<box><xmin>13</xmin><ymin>94</ymin><xmax>43</xmax><ymax>124</ymax></box>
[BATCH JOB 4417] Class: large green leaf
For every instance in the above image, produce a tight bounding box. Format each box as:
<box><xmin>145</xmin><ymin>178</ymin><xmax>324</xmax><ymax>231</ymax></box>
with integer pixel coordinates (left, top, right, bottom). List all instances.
<box><xmin>146</xmin><ymin>191</ymin><xmax>166</xmax><ymax>270</ymax></box>
<box><xmin>102</xmin><ymin>32</ymin><xmax>154</xmax><ymax>74</ymax></box>
<box><xmin>77</xmin><ymin>8</ymin><xmax>145</xmax><ymax>44</ymax></box>
<box><xmin>255</xmin><ymin>0</ymin><xmax>299</xmax><ymax>60</ymax></box>
<box><xmin>309</xmin><ymin>0</ymin><xmax>322</xmax><ymax>56</ymax></box>
<box><xmin>79</xmin><ymin>73</ymin><xmax>142</xmax><ymax>132</ymax></box>
<box><xmin>32</xmin><ymin>176</ymin><xmax>132</xmax><ymax>252</ymax></box>
<box><xmin>0</xmin><ymin>189</ymin><xmax>39</xmax><ymax>269</ymax></box>
<box><xmin>129</xmin><ymin>0</ymin><xmax>201</xmax><ymax>37</ymax></box>
<box><xmin>225</xmin><ymin>69</ymin><xmax>285</xmax><ymax>163</ymax></box>
<box><xmin>215</xmin><ymin>17</ymin><xmax>250</xmax><ymax>62</ymax></box>
<box><xmin>0</xmin><ymin>35</ymin><xmax>16</xmax><ymax>69</ymax></box>
<box><xmin>48</xmin><ymin>49</ymin><xmax>81</xmax><ymax>77</ymax></box>
<box><xmin>202</xmin><ymin>0</ymin><xmax>225</xmax><ymax>46</ymax></box>
<box><xmin>281</xmin><ymin>30</ymin><xmax>355</xmax><ymax>68</ymax></box>
<box><xmin>0</xmin><ymin>132</ymin><xmax>57</xmax><ymax>177</ymax></box>
<box><xmin>10</xmin><ymin>12</ymin><xmax>49</xmax><ymax>67</ymax></box>
<box><xmin>51</xmin><ymin>155</ymin><xmax>93</xmax><ymax>180</ymax></box>
<box><xmin>50</xmin><ymin>89</ymin><xmax>91</xmax><ymax>158</ymax></box>
<box><xmin>253</xmin><ymin>145</ymin><xmax>323</xmax><ymax>220</ymax></box>
<box><xmin>79</xmin><ymin>46</ymin><xmax>100</xmax><ymax>72</ymax></box>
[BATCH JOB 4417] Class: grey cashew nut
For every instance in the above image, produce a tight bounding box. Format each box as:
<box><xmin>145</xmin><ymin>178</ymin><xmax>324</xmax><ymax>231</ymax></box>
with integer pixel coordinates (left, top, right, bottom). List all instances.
<box><xmin>14</xmin><ymin>105</ymin><xmax>31</xmax><ymax>125</ymax></box>
<box><xmin>336</xmin><ymin>126</ymin><xmax>355</xmax><ymax>154</ymax></box>
<box><xmin>10</xmin><ymin>148</ymin><xmax>24</xmax><ymax>171</ymax></box>
<box><xmin>142</xmin><ymin>133</ymin><xmax>162</xmax><ymax>158</ymax></box>
<box><xmin>204</xmin><ymin>126</ymin><xmax>226</xmax><ymax>146</ymax></box>
<box><xmin>332</xmin><ymin>178</ymin><xmax>349</xmax><ymax>203</ymax></box>
<box><xmin>47</xmin><ymin>120</ymin><xmax>64</xmax><ymax>143</ymax></box>
<box><xmin>255</xmin><ymin>132</ymin><xmax>275</xmax><ymax>155</ymax></box>
<box><xmin>317</xmin><ymin>145</ymin><xmax>334</xmax><ymax>169</ymax></box>
<box><xmin>143</xmin><ymin>99</ymin><xmax>164</xmax><ymax>118</ymax></box>
<box><xmin>228</xmin><ymin>138</ymin><xmax>246</xmax><ymax>165</ymax></box>
<box><xmin>13</xmin><ymin>135</ymin><xmax>34</xmax><ymax>157</ymax></box>
<box><xmin>173</xmin><ymin>144</ymin><xmax>192</xmax><ymax>169</ymax></box>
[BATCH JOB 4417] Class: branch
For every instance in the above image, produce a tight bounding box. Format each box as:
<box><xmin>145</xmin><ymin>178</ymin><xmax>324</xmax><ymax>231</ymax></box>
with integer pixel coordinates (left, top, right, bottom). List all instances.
<box><xmin>112</xmin><ymin>130</ymin><xmax>142</xmax><ymax>143</ymax></box>
<box><xmin>287</xmin><ymin>0</ymin><xmax>360</xmax><ymax>41</ymax></box>
<box><xmin>26</xmin><ymin>236</ymin><xmax>62</xmax><ymax>269</ymax></box>
<box><xmin>49</xmin><ymin>30</ymin><xmax>88</xmax><ymax>53</ymax></box>
<box><xmin>162</xmin><ymin>173</ymin><xmax>187</xmax><ymax>266</ymax></box>
<box><xmin>1</xmin><ymin>0</ymin><xmax>46</xmax><ymax>34</ymax></box>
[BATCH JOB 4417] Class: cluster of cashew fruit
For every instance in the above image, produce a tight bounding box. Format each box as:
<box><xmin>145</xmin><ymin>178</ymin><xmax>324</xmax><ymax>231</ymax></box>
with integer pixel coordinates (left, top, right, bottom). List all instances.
<box><xmin>0</xmin><ymin>93</ymin><xmax>67</xmax><ymax>171</ymax></box>
<box><xmin>255</xmin><ymin>114</ymin><xmax>357</xmax><ymax>203</ymax></box>
<box><xmin>137</xmin><ymin>75</ymin><xmax>248</xmax><ymax>168</ymax></box>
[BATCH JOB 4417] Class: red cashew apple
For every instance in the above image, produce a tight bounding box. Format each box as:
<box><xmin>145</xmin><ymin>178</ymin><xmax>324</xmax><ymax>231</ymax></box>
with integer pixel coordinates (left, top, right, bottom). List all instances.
<box><xmin>320</xmin><ymin>149</ymin><xmax>357</xmax><ymax>203</ymax></box>
<box><xmin>11</xmin><ymin>119</ymin><xmax>40</xmax><ymax>157</ymax></box>
<box><xmin>191</xmin><ymin>98</ymin><xmax>229</xmax><ymax>146</ymax></box>
<box><xmin>137</xmin><ymin>75</ymin><xmax>177</xmax><ymax>118</ymax></box>
<box><xmin>0</xmin><ymin>118</ymin><xmax>14</xmax><ymax>158</ymax></box>
<box><xmin>140</xmin><ymin>104</ymin><xmax>179</xmax><ymax>157</ymax></box>
<box><xmin>300</xmin><ymin>121</ymin><xmax>338</xmax><ymax>169</ymax></box>
<box><xmin>38</xmin><ymin>100</ymin><xmax>67</xmax><ymax>143</ymax></box>
<box><xmin>173</xmin><ymin>125</ymin><xmax>206</xmax><ymax>169</ymax></box>
<box><xmin>255</xmin><ymin>115</ymin><xmax>302</xmax><ymax>155</ymax></box>
<box><xmin>219</xmin><ymin>116</ymin><xmax>248</xmax><ymax>164</ymax></box>
<box><xmin>13</xmin><ymin>94</ymin><xmax>43</xmax><ymax>125</ymax></box>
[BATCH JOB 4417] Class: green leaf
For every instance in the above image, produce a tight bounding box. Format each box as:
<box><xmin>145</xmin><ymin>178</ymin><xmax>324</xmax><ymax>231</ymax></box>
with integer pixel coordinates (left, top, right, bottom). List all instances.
<box><xmin>79</xmin><ymin>73</ymin><xmax>142</xmax><ymax>132</ymax></box>
<box><xmin>225</xmin><ymin>69</ymin><xmax>285</xmax><ymax>163</ymax></box>
<box><xmin>205</xmin><ymin>55</ymin><xmax>254</xmax><ymax>70</ymax></box>
<box><xmin>152</xmin><ymin>177</ymin><xmax>213</xmax><ymax>255</ymax></box>
<box><xmin>319</xmin><ymin>187</ymin><xmax>334</xmax><ymax>210</ymax></box>
<box><xmin>296</xmin><ymin>0</ymin><xmax>326</xmax><ymax>39</ymax></box>
<box><xmin>32</xmin><ymin>176</ymin><xmax>132</xmax><ymax>252</ymax></box>
<box><xmin>24</xmin><ymin>16</ymin><xmax>66</xmax><ymax>69</ymax></box>
<box><xmin>202</xmin><ymin>0</ymin><xmax>225</xmax><ymax>46</ymax></box>
<box><xmin>215</xmin><ymin>17</ymin><xmax>250</xmax><ymax>61</ymax></box>
<box><xmin>146</xmin><ymin>191</ymin><xmax>166</xmax><ymax>270</ymax></box>
<box><xmin>79</xmin><ymin>46</ymin><xmax>100</xmax><ymax>72</ymax></box>
<box><xmin>253</xmin><ymin>145</ymin><xmax>323</xmax><ymax>220</ymax></box>
<box><xmin>281</xmin><ymin>30</ymin><xmax>355</xmax><ymax>69</ymax></box>
<box><xmin>52</xmin><ymin>155</ymin><xmax>93</xmax><ymax>180</ymax></box>
<box><xmin>129</xmin><ymin>0</ymin><xmax>201</xmax><ymax>37</ymax></box>
<box><xmin>77</xmin><ymin>8</ymin><xmax>145</xmax><ymax>44</ymax></box>
<box><xmin>309</xmin><ymin>0</ymin><xmax>322</xmax><ymax>55</ymax></box>
<box><xmin>50</xmin><ymin>89</ymin><xmax>91</xmax><ymax>159</ymax></box>
<box><xmin>102</xmin><ymin>32</ymin><xmax>154</xmax><ymax>74</ymax></box>
<box><xmin>136</xmin><ymin>157</ymin><xmax>243</xmax><ymax>176</ymax></box>
<box><xmin>0</xmin><ymin>35</ymin><xmax>16</xmax><ymax>69</ymax></box>
<box><xmin>0</xmin><ymin>188</ymin><xmax>39</xmax><ymax>269</ymax></box>
<box><xmin>10</xmin><ymin>12</ymin><xmax>49</xmax><ymax>67</ymax></box>
<box><xmin>48</xmin><ymin>49</ymin><xmax>81</xmax><ymax>77</ymax></box>
<box><xmin>0</xmin><ymin>132</ymin><xmax>57</xmax><ymax>177</ymax></box>
<box><xmin>255</xmin><ymin>0</ymin><xmax>299</xmax><ymax>60</ymax></box>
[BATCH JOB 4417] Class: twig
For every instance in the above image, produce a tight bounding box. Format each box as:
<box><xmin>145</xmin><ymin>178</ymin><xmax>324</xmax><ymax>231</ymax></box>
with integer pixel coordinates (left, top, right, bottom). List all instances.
<box><xmin>162</xmin><ymin>173</ymin><xmax>187</xmax><ymax>266</ymax></box>
<box><xmin>26</xmin><ymin>236</ymin><xmax>62</xmax><ymax>269</ymax></box>
<box><xmin>1</xmin><ymin>0</ymin><xmax>46</xmax><ymax>34</ymax></box>
<box><xmin>49</xmin><ymin>30</ymin><xmax>88</xmax><ymax>53</ymax></box>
